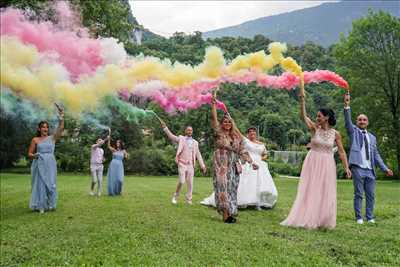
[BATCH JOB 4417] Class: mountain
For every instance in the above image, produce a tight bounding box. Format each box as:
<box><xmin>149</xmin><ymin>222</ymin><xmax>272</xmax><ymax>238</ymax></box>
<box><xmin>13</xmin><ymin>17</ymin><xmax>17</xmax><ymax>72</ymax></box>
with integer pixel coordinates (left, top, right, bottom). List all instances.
<box><xmin>203</xmin><ymin>0</ymin><xmax>400</xmax><ymax>47</ymax></box>
<box><xmin>121</xmin><ymin>0</ymin><xmax>161</xmax><ymax>41</ymax></box>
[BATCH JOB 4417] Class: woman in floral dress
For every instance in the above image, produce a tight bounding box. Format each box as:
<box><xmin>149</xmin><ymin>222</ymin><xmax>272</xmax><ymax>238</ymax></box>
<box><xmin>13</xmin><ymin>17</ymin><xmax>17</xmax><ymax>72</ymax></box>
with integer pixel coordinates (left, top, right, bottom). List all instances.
<box><xmin>210</xmin><ymin>92</ymin><xmax>258</xmax><ymax>223</ymax></box>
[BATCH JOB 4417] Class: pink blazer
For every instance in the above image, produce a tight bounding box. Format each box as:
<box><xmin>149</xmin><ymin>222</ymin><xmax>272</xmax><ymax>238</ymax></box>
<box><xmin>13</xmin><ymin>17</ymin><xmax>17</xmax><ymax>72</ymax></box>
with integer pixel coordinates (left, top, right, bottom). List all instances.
<box><xmin>163</xmin><ymin>127</ymin><xmax>205</xmax><ymax>168</ymax></box>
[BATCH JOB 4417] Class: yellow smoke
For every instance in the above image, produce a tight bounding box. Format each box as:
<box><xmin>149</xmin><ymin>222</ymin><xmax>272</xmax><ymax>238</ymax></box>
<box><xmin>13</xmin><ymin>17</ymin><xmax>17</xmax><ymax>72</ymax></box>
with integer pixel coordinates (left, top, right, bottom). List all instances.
<box><xmin>1</xmin><ymin>37</ymin><xmax>57</xmax><ymax>107</ymax></box>
<box><xmin>196</xmin><ymin>46</ymin><xmax>225</xmax><ymax>79</ymax></box>
<box><xmin>269</xmin><ymin>42</ymin><xmax>287</xmax><ymax>64</ymax></box>
<box><xmin>1</xmin><ymin>37</ymin><xmax>302</xmax><ymax>114</ymax></box>
<box><xmin>225</xmin><ymin>42</ymin><xmax>302</xmax><ymax>75</ymax></box>
<box><xmin>281</xmin><ymin>57</ymin><xmax>302</xmax><ymax>76</ymax></box>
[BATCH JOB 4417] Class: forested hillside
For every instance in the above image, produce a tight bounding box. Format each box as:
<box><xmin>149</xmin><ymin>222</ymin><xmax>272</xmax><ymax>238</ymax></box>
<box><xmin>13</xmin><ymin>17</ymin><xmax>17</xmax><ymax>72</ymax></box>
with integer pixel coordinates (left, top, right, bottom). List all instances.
<box><xmin>1</xmin><ymin>1</ymin><xmax>398</xmax><ymax>178</ymax></box>
<box><xmin>203</xmin><ymin>0</ymin><xmax>400</xmax><ymax>47</ymax></box>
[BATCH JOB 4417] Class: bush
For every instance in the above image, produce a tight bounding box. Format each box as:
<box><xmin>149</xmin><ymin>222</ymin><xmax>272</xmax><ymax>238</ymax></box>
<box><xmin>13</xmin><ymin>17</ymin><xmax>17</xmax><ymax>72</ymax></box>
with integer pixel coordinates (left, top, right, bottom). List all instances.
<box><xmin>124</xmin><ymin>146</ymin><xmax>176</xmax><ymax>175</ymax></box>
<box><xmin>194</xmin><ymin>156</ymin><xmax>213</xmax><ymax>177</ymax></box>
<box><xmin>268</xmin><ymin>161</ymin><xmax>301</xmax><ymax>177</ymax></box>
<box><xmin>57</xmin><ymin>140</ymin><xmax>91</xmax><ymax>173</ymax></box>
<box><xmin>269</xmin><ymin>158</ymin><xmax>349</xmax><ymax>180</ymax></box>
<box><xmin>336</xmin><ymin>163</ymin><xmax>346</xmax><ymax>179</ymax></box>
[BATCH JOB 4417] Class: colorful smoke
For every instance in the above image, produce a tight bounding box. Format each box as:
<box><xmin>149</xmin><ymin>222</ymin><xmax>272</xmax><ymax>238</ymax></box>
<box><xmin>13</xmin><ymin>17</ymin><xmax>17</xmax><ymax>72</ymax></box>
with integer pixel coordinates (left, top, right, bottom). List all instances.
<box><xmin>0</xmin><ymin>2</ymin><xmax>349</xmax><ymax>119</ymax></box>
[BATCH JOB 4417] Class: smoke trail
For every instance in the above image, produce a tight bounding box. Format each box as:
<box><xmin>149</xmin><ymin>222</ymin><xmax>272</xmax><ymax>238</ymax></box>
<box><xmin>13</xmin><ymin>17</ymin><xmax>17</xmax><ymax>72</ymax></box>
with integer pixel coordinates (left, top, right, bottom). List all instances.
<box><xmin>102</xmin><ymin>95</ymin><xmax>154</xmax><ymax>123</ymax></box>
<box><xmin>0</xmin><ymin>87</ymin><xmax>58</xmax><ymax>129</ymax></box>
<box><xmin>1</xmin><ymin>3</ymin><xmax>347</xmax><ymax>118</ymax></box>
<box><xmin>0</xmin><ymin>8</ymin><xmax>103</xmax><ymax>79</ymax></box>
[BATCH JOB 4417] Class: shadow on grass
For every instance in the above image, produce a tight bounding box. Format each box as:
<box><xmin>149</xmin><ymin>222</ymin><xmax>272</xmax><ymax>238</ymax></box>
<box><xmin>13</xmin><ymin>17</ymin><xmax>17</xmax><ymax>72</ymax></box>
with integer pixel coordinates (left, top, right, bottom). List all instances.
<box><xmin>1</xmin><ymin>206</ymin><xmax>39</xmax><ymax>221</ymax></box>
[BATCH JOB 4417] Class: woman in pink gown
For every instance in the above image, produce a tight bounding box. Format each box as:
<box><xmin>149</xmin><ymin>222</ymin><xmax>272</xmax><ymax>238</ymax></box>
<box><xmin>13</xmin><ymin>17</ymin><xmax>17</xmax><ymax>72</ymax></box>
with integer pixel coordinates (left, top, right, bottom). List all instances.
<box><xmin>280</xmin><ymin>92</ymin><xmax>351</xmax><ymax>229</ymax></box>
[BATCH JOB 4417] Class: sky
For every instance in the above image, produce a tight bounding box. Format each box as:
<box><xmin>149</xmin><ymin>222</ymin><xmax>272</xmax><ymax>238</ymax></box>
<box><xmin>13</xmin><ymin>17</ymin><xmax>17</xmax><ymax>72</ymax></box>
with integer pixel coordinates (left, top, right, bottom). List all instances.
<box><xmin>130</xmin><ymin>1</ymin><xmax>339</xmax><ymax>37</ymax></box>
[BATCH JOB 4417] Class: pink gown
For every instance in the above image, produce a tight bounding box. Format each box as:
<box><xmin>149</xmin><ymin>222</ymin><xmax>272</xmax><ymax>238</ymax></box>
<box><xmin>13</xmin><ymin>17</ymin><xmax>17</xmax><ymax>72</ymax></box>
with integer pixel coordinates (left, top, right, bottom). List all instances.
<box><xmin>281</xmin><ymin>128</ymin><xmax>337</xmax><ymax>229</ymax></box>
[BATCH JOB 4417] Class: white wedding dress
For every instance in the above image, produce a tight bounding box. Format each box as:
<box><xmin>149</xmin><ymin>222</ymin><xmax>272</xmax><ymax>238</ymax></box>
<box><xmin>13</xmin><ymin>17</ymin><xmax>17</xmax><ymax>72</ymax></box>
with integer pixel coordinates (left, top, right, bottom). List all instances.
<box><xmin>201</xmin><ymin>138</ymin><xmax>278</xmax><ymax>208</ymax></box>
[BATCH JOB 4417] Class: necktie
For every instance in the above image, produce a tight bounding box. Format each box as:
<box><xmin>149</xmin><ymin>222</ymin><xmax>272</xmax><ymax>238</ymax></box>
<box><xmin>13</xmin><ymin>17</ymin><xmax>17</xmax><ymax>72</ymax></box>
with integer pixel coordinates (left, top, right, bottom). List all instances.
<box><xmin>362</xmin><ymin>130</ymin><xmax>369</xmax><ymax>160</ymax></box>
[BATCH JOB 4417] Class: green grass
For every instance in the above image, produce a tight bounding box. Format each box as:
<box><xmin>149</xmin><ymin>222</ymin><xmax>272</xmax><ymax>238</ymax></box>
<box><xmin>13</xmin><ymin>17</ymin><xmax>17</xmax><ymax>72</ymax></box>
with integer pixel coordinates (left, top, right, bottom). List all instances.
<box><xmin>1</xmin><ymin>173</ymin><xmax>399</xmax><ymax>266</ymax></box>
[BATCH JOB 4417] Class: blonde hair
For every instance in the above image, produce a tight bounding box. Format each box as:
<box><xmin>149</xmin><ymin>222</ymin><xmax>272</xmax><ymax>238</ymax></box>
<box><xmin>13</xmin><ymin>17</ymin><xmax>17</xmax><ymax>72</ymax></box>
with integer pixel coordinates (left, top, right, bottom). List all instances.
<box><xmin>219</xmin><ymin>113</ymin><xmax>241</xmax><ymax>139</ymax></box>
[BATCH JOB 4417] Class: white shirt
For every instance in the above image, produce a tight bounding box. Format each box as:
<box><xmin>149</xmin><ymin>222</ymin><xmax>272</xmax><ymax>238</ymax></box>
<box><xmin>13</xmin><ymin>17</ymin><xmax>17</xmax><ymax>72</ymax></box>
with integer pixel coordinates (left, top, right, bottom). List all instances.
<box><xmin>91</xmin><ymin>146</ymin><xmax>104</xmax><ymax>165</ymax></box>
<box><xmin>359</xmin><ymin>129</ymin><xmax>372</xmax><ymax>169</ymax></box>
<box><xmin>186</xmin><ymin>136</ymin><xmax>194</xmax><ymax>149</ymax></box>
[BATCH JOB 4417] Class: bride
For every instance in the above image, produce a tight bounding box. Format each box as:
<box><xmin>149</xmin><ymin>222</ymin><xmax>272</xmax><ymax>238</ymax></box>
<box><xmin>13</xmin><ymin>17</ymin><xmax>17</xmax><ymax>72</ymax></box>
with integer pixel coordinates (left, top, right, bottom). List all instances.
<box><xmin>201</xmin><ymin>127</ymin><xmax>278</xmax><ymax>209</ymax></box>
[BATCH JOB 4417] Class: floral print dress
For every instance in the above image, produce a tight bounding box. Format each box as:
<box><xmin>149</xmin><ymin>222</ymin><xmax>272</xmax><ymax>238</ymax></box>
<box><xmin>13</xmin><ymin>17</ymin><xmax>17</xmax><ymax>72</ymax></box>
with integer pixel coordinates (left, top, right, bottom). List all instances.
<box><xmin>213</xmin><ymin>129</ymin><xmax>252</xmax><ymax>216</ymax></box>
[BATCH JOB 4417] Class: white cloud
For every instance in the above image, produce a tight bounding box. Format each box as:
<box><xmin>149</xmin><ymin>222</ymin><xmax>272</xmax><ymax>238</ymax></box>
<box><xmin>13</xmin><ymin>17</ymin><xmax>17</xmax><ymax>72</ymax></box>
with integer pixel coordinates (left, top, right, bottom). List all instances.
<box><xmin>130</xmin><ymin>1</ymin><xmax>338</xmax><ymax>37</ymax></box>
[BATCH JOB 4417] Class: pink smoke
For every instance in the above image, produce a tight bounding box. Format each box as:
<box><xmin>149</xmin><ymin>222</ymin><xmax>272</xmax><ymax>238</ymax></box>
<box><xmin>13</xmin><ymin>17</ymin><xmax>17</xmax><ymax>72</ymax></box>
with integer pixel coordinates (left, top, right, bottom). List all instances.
<box><xmin>127</xmin><ymin>70</ymin><xmax>348</xmax><ymax>114</ymax></box>
<box><xmin>225</xmin><ymin>70</ymin><xmax>349</xmax><ymax>90</ymax></box>
<box><xmin>0</xmin><ymin>8</ymin><xmax>103</xmax><ymax>80</ymax></box>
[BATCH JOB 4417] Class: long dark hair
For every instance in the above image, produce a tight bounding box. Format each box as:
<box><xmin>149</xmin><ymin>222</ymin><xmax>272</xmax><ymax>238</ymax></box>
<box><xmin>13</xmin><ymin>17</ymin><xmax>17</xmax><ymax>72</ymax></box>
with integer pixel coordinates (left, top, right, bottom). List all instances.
<box><xmin>36</xmin><ymin>121</ymin><xmax>49</xmax><ymax>137</ymax></box>
<box><xmin>319</xmin><ymin>108</ymin><xmax>336</xmax><ymax>126</ymax></box>
<box><xmin>113</xmin><ymin>139</ymin><xmax>125</xmax><ymax>150</ymax></box>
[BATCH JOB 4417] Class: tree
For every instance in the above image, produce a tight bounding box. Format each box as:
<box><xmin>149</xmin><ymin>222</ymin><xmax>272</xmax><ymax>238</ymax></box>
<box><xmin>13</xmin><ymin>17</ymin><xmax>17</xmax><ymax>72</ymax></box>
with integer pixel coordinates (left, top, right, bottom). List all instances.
<box><xmin>1</xmin><ymin>0</ymin><xmax>137</xmax><ymax>44</ymax></box>
<box><xmin>71</xmin><ymin>0</ymin><xmax>134</xmax><ymax>43</ymax></box>
<box><xmin>0</xmin><ymin>0</ymin><xmax>57</xmax><ymax>21</ymax></box>
<box><xmin>0</xmin><ymin>115</ymin><xmax>33</xmax><ymax>168</ymax></box>
<box><xmin>287</xmin><ymin>129</ymin><xmax>304</xmax><ymax>145</ymax></box>
<box><xmin>0</xmin><ymin>0</ymin><xmax>144</xmax><ymax>170</ymax></box>
<box><xmin>334</xmin><ymin>11</ymin><xmax>400</xmax><ymax>177</ymax></box>
<box><xmin>3</xmin><ymin>2</ymin><xmax>375</xmax><ymax>177</ymax></box>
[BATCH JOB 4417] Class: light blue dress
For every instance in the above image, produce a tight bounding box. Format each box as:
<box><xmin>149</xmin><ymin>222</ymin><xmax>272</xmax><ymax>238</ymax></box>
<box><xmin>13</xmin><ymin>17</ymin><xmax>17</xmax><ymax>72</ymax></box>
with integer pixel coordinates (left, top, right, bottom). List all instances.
<box><xmin>30</xmin><ymin>136</ymin><xmax>57</xmax><ymax>211</ymax></box>
<box><xmin>107</xmin><ymin>151</ymin><xmax>125</xmax><ymax>196</ymax></box>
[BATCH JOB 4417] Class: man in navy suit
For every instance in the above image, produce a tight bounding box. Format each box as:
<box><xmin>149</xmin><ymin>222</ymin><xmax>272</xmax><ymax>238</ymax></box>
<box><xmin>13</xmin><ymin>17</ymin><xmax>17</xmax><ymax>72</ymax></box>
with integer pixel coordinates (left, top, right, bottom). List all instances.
<box><xmin>343</xmin><ymin>93</ymin><xmax>393</xmax><ymax>224</ymax></box>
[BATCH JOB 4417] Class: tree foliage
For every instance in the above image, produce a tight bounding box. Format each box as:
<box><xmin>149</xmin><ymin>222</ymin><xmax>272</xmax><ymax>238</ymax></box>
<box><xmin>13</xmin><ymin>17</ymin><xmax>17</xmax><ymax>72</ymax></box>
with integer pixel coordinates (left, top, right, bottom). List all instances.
<box><xmin>1</xmin><ymin>1</ymin><xmax>397</xmax><ymax>178</ymax></box>
<box><xmin>334</xmin><ymin>11</ymin><xmax>400</xmax><ymax>175</ymax></box>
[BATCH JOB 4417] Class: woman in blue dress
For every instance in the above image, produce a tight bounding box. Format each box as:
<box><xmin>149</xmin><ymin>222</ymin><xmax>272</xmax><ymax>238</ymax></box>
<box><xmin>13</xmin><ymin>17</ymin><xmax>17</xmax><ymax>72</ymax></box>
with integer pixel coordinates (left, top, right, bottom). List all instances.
<box><xmin>106</xmin><ymin>129</ymin><xmax>128</xmax><ymax>196</ymax></box>
<box><xmin>28</xmin><ymin>104</ymin><xmax>64</xmax><ymax>213</ymax></box>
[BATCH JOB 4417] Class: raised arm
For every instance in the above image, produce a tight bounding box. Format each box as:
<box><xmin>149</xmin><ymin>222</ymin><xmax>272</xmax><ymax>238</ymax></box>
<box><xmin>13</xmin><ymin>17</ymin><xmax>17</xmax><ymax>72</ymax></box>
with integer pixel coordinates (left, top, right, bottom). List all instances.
<box><xmin>335</xmin><ymin>131</ymin><xmax>352</xmax><ymax>179</ymax></box>
<box><xmin>211</xmin><ymin>90</ymin><xmax>219</xmax><ymax>130</ymax></box>
<box><xmin>298</xmin><ymin>80</ymin><xmax>316</xmax><ymax>132</ymax></box>
<box><xmin>107</xmin><ymin>129</ymin><xmax>116</xmax><ymax>153</ymax></box>
<box><xmin>53</xmin><ymin>104</ymin><xmax>64</xmax><ymax>142</ymax></box>
<box><xmin>92</xmin><ymin>138</ymin><xmax>106</xmax><ymax>149</ymax></box>
<box><xmin>163</xmin><ymin>126</ymin><xmax>180</xmax><ymax>144</ymax></box>
<box><xmin>343</xmin><ymin>93</ymin><xmax>355</xmax><ymax>135</ymax></box>
<box><xmin>91</xmin><ymin>143</ymin><xmax>100</xmax><ymax>149</ymax></box>
<box><xmin>158</xmin><ymin>118</ymin><xmax>179</xmax><ymax>144</ymax></box>
<box><xmin>299</xmin><ymin>95</ymin><xmax>316</xmax><ymax>132</ymax></box>
<box><xmin>102</xmin><ymin>135</ymin><xmax>109</xmax><ymax>144</ymax></box>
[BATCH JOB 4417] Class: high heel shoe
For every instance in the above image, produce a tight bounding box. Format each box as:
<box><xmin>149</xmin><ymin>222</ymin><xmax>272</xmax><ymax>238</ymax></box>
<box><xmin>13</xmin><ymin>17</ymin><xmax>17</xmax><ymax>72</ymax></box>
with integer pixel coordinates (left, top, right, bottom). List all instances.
<box><xmin>224</xmin><ymin>216</ymin><xmax>236</xmax><ymax>224</ymax></box>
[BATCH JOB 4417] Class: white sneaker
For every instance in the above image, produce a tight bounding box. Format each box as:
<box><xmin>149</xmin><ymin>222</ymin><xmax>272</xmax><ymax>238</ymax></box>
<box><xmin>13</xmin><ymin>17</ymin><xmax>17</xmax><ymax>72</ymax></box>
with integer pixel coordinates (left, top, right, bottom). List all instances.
<box><xmin>186</xmin><ymin>200</ymin><xmax>193</xmax><ymax>205</ymax></box>
<box><xmin>97</xmin><ymin>192</ymin><xmax>101</xmax><ymax>197</ymax></box>
<box><xmin>39</xmin><ymin>209</ymin><xmax>45</xmax><ymax>214</ymax></box>
<box><xmin>367</xmin><ymin>219</ymin><xmax>375</xmax><ymax>224</ymax></box>
<box><xmin>356</xmin><ymin>219</ymin><xmax>364</xmax><ymax>224</ymax></box>
<box><xmin>171</xmin><ymin>196</ymin><xmax>177</xmax><ymax>204</ymax></box>
<box><xmin>89</xmin><ymin>191</ymin><xmax>95</xmax><ymax>196</ymax></box>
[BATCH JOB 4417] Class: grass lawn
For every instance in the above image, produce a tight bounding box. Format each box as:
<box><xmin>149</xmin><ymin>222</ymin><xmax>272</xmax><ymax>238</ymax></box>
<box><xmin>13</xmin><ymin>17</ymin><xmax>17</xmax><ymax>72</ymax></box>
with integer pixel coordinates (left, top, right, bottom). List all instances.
<box><xmin>1</xmin><ymin>173</ymin><xmax>399</xmax><ymax>266</ymax></box>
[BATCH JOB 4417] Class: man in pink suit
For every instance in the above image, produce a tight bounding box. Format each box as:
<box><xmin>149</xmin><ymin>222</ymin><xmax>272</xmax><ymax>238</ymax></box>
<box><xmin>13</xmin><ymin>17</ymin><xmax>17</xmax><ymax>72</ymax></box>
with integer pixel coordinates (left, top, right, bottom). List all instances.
<box><xmin>160</xmin><ymin>120</ymin><xmax>207</xmax><ymax>204</ymax></box>
<box><xmin>89</xmin><ymin>136</ymin><xmax>109</xmax><ymax>197</ymax></box>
